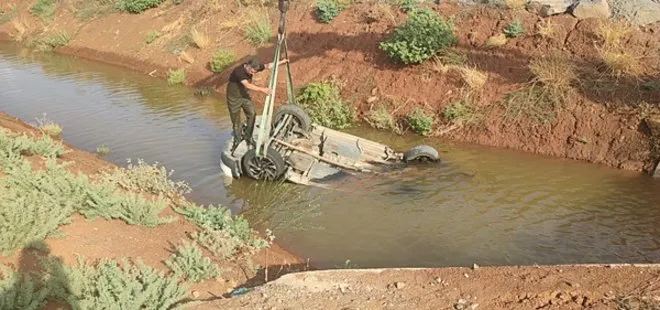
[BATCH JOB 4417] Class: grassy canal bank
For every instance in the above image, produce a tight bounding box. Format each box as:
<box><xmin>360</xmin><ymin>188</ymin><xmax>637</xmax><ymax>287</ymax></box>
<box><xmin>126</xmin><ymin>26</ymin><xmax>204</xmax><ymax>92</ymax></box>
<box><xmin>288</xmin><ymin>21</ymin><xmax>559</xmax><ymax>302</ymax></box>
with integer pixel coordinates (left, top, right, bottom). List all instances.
<box><xmin>0</xmin><ymin>112</ymin><xmax>659</xmax><ymax>310</ymax></box>
<box><xmin>0</xmin><ymin>0</ymin><xmax>659</xmax><ymax>175</ymax></box>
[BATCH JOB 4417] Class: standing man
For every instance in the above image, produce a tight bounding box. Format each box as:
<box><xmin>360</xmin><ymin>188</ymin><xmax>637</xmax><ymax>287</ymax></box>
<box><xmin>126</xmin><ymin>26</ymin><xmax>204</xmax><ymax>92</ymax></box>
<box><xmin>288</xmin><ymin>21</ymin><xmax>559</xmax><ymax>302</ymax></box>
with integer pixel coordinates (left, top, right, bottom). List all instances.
<box><xmin>224</xmin><ymin>57</ymin><xmax>289</xmax><ymax>153</ymax></box>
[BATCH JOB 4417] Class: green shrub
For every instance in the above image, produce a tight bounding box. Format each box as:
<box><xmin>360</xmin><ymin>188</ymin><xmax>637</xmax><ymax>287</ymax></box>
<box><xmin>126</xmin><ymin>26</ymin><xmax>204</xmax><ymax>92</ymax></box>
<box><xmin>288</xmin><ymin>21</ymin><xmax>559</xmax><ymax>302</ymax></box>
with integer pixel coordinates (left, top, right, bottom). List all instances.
<box><xmin>365</xmin><ymin>104</ymin><xmax>400</xmax><ymax>133</ymax></box>
<box><xmin>316</xmin><ymin>0</ymin><xmax>342</xmax><ymax>23</ymax></box>
<box><xmin>116</xmin><ymin>0</ymin><xmax>166</xmax><ymax>13</ymax></box>
<box><xmin>174</xmin><ymin>202</ymin><xmax>269</xmax><ymax>258</ymax></box>
<box><xmin>44</xmin><ymin>256</ymin><xmax>196</xmax><ymax>309</ymax></box>
<box><xmin>30</xmin><ymin>0</ymin><xmax>56</xmax><ymax>21</ymax></box>
<box><xmin>296</xmin><ymin>82</ymin><xmax>354</xmax><ymax>129</ymax></box>
<box><xmin>503</xmin><ymin>20</ymin><xmax>525</xmax><ymax>38</ymax></box>
<box><xmin>167</xmin><ymin>68</ymin><xmax>186</xmax><ymax>85</ymax></box>
<box><xmin>397</xmin><ymin>0</ymin><xmax>418</xmax><ymax>13</ymax></box>
<box><xmin>0</xmin><ymin>264</ymin><xmax>49</xmax><ymax>310</ymax></box>
<box><xmin>74</xmin><ymin>0</ymin><xmax>116</xmax><ymax>21</ymax></box>
<box><xmin>406</xmin><ymin>108</ymin><xmax>433</xmax><ymax>136</ymax></box>
<box><xmin>164</xmin><ymin>241</ymin><xmax>222</xmax><ymax>283</ymax></box>
<box><xmin>210</xmin><ymin>49</ymin><xmax>235</xmax><ymax>73</ymax></box>
<box><xmin>379</xmin><ymin>9</ymin><xmax>457</xmax><ymax>65</ymax></box>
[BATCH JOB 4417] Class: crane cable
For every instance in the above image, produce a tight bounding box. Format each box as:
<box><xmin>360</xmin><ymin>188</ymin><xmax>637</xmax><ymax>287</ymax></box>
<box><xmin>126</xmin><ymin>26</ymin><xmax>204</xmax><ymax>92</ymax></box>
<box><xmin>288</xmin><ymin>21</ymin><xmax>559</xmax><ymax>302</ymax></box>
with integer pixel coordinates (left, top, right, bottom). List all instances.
<box><xmin>255</xmin><ymin>0</ymin><xmax>293</xmax><ymax>158</ymax></box>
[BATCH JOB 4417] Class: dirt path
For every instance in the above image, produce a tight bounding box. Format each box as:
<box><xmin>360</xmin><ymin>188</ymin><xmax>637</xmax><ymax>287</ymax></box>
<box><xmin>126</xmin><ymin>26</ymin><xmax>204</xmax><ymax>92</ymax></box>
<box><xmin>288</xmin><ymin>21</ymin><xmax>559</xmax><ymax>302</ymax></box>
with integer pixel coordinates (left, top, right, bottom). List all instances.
<box><xmin>211</xmin><ymin>264</ymin><xmax>660</xmax><ymax>309</ymax></box>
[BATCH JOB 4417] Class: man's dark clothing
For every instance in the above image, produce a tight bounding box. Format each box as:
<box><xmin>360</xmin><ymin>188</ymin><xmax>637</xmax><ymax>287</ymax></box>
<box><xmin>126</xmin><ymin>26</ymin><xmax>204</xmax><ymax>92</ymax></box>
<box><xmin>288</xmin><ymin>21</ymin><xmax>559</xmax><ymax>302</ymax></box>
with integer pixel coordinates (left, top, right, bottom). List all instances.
<box><xmin>226</xmin><ymin>61</ymin><xmax>265</xmax><ymax>145</ymax></box>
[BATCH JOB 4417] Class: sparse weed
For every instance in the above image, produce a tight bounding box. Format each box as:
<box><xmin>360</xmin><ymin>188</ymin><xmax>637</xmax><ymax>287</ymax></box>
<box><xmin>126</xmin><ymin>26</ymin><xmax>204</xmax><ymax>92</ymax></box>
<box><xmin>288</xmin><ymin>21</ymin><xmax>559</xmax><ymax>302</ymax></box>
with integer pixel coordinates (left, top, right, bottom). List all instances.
<box><xmin>597</xmin><ymin>19</ymin><xmax>632</xmax><ymax>49</ymax></box>
<box><xmin>167</xmin><ymin>68</ymin><xmax>186</xmax><ymax>85</ymax></box>
<box><xmin>380</xmin><ymin>9</ymin><xmax>457</xmax><ymax>64</ymax></box>
<box><xmin>43</xmin><ymin>255</ymin><xmax>196</xmax><ymax>309</ymax></box>
<box><xmin>437</xmin><ymin>49</ymin><xmax>467</xmax><ymax>66</ymax></box>
<box><xmin>457</xmin><ymin>65</ymin><xmax>488</xmax><ymax>90</ymax></box>
<box><xmin>210</xmin><ymin>49</ymin><xmax>235</xmax><ymax>73</ymax></box>
<box><xmin>529</xmin><ymin>55</ymin><xmax>577</xmax><ymax>93</ymax></box>
<box><xmin>243</xmin><ymin>10</ymin><xmax>271</xmax><ymax>46</ymax></box>
<box><xmin>596</xmin><ymin>47</ymin><xmax>643</xmax><ymax>78</ymax></box>
<box><xmin>115</xmin><ymin>0</ymin><xmax>167</xmax><ymax>14</ymax></box>
<box><xmin>503</xmin><ymin>20</ymin><xmax>525</xmax><ymax>38</ymax></box>
<box><xmin>164</xmin><ymin>240</ymin><xmax>222</xmax><ymax>283</ymax></box>
<box><xmin>0</xmin><ymin>6</ymin><xmax>17</xmax><ymax>25</ymax></box>
<box><xmin>195</xmin><ymin>87</ymin><xmax>213</xmax><ymax>96</ymax></box>
<box><xmin>34</xmin><ymin>30</ymin><xmax>71</xmax><ymax>52</ymax></box>
<box><xmin>100</xmin><ymin>158</ymin><xmax>192</xmax><ymax>198</ymax></box>
<box><xmin>536</xmin><ymin>19</ymin><xmax>557</xmax><ymax>40</ymax></box>
<box><xmin>145</xmin><ymin>30</ymin><xmax>160</xmax><ymax>44</ymax></box>
<box><xmin>485</xmin><ymin>33</ymin><xmax>507</xmax><ymax>48</ymax></box>
<box><xmin>296</xmin><ymin>81</ymin><xmax>354</xmax><ymax>129</ymax></box>
<box><xmin>443</xmin><ymin>93</ymin><xmax>483</xmax><ymax>126</ymax></box>
<box><xmin>30</xmin><ymin>0</ymin><xmax>56</xmax><ymax>22</ymax></box>
<box><xmin>74</xmin><ymin>0</ymin><xmax>116</xmax><ymax>21</ymax></box>
<box><xmin>190</xmin><ymin>27</ymin><xmax>209</xmax><ymax>49</ymax></box>
<box><xmin>35</xmin><ymin>113</ymin><xmax>62</xmax><ymax>137</ymax></box>
<box><xmin>96</xmin><ymin>144</ymin><xmax>110</xmax><ymax>156</ymax></box>
<box><xmin>178</xmin><ymin>51</ymin><xmax>195</xmax><ymax>64</ymax></box>
<box><xmin>0</xmin><ymin>128</ymin><xmax>66</xmax><ymax>158</ymax></box>
<box><xmin>502</xmin><ymin>84</ymin><xmax>558</xmax><ymax>125</ymax></box>
<box><xmin>643</xmin><ymin>80</ymin><xmax>660</xmax><ymax>91</ymax></box>
<box><xmin>166</xmin><ymin>34</ymin><xmax>192</xmax><ymax>54</ymax></box>
<box><xmin>365</xmin><ymin>104</ymin><xmax>400</xmax><ymax>133</ymax></box>
<box><xmin>406</xmin><ymin>108</ymin><xmax>433</xmax><ymax>136</ymax></box>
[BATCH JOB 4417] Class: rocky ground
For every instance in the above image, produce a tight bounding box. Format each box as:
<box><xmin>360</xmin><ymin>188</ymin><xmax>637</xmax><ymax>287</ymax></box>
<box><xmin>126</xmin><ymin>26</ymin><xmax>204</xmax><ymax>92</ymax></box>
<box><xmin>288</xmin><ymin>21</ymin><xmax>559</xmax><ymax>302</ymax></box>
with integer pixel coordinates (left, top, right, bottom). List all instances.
<box><xmin>211</xmin><ymin>265</ymin><xmax>660</xmax><ymax>309</ymax></box>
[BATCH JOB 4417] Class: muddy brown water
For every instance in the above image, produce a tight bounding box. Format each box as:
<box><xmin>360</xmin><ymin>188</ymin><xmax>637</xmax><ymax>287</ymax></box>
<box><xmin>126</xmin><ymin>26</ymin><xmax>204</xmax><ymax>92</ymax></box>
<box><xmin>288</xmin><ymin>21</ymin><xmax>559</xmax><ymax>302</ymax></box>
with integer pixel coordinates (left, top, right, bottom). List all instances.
<box><xmin>2</xmin><ymin>42</ymin><xmax>660</xmax><ymax>269</ymax></box>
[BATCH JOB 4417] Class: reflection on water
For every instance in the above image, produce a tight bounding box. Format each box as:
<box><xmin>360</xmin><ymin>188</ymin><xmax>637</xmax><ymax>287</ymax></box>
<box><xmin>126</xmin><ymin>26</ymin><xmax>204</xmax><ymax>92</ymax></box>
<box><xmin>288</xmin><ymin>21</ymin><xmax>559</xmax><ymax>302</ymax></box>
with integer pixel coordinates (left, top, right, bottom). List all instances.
<box><xmin>1</xmin><ymin>42</ymin><xmax>660</xmax><ymax>269</ymax></box>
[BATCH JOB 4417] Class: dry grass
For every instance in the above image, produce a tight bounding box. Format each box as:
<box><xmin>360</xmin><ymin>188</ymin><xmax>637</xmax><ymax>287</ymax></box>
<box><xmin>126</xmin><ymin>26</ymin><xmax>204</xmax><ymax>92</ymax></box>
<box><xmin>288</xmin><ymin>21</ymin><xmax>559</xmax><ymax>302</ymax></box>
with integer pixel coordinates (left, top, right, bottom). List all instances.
<box><xmin>178</xmin><ymin>51</ymin><xmax>195</xmax><ymax>64</ymax></box>
<box><xmin>485</xmin><ymin>33</ymin><xmax>507</xmax><ymax>48</ymax></box>
<box><xmin>190</xmin><ymin>27</ymin><xmax>209</xmax><ymax>49</ymax></box>
<box><xmin>35</xmin><ymin>113</ymin><xmax>62</xmax><ymax>137</ymax></box>
<box><xmin>365</xmin><ymin>3</ymin><xmax>397</xmax><ymax>26</ymax></box>
<box><xmin>457</xmin><ymin>66</ymin><xmax>488</xmax><ymax>90</ymax></box>
<box><xmin>597</xmin><ymin>48</ymin><xmax>644</xmax><ymax>77</ymax></box>
<box><xmin>529</xmin><ymin>55</ymin><xmax>577</xmax><ymax>91</ymax></box>
<box><xmin>536</xmin><ymin>19</ymin><xmax>557</xmax><ymax>40</ymax></box>
<box><xmin>430</xmin><ymin>56</ymin><xmax>451</xmax><ymax>74</ymax></box>
<box><xmin>597</xmin><ymin>19</ymin><xmax>633</xmax><ymax>48</ymax></box>
<box><xmin>10</xmin><ymin>19</ymin><xmax>28</xmax><ymax>42</ymax></box>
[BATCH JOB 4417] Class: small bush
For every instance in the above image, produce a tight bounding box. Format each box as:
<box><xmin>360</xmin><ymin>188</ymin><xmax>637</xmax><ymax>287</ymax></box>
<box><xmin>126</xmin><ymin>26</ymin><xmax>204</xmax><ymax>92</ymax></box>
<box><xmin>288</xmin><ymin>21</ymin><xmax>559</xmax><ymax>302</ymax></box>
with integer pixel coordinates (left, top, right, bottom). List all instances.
<box><xmin>316</xmin><ymin>0</ymin><xmax>342</xmax><ymax>23</ymax></box>
<box><xmin>167</xmin><ymin>68</ymin><xmax>186</xmax><ymax>85</ymax></box>
<box><xmin>502</xmin><ymin>85</ymin><xmax>558</xmax><ymax>124</ymax></box>
<box><xmin>503</xmin><ymin>20</ymin><xmax>525</xmax><ymax>38</ymax></box>
<box><xmin>44</xmin><ymin>256</ymin><xmax>196</xmax><ymax>309</ymax></box>
<box><xmin>30</xmin><ymin>0</ymin><xmax>56</xmax><ymax>22</ymax></box>
<box><xmin>96</xmin><ymin>144</ymin><xmax>110</xmax><ymax>156</ymax></box>
<box><xmin>100</xmin><ymin>158</ymin><xmax>192</xmax><ymax>198</ymax></box>
<box><xmin>365</xmin><ymin>104</ymin><xmax>398</xmax><ymax>132</ymax></box>
<box><xmin>210</xmin><ymin>49</ymin><xmax>235</xmax><ymax>73</ymax></box>
<box><xmin>35</xmin><ymin>113</ymin><xmax>62</xmax><ymax>137</ymax></box>
<box><xmin>397</xmin><ymin>0</ymin><xmax>418</xmax><ymax>13</ymax></box>
<box><xmin>529</xmin><ymin>56</ymin><xmax>576</xmax><ymax>93</ymax></box>
<box><xmin>443</xmin><ymin>97</ymin><xmax>481</xmax><ymax>126</ymax></box>
<box><xmin>145</xmin><ymin>30</ymin><xmax>160</xmax><ymax>44</ymax></box>
<box><xmin>485</xmin><ymin>33</ymin><xmax>507</xmax><ymax>48</ymax></box>
<box><xmin>116</xmin><ymin>0</ymin><xmax>166</xmax><ymax>13</ymax></box>
<box><xmin>379</xmin><ymin>9</ymin><xmax>457</xmax><ymax>65</ymax></box>
<box><xmin>164</xmin><ymin>241</ymin><xmax>222</xmax><ymax>283</ymax></box>
<box><xmin>296</xmin><ymin>82</ymin><xmax>354</xmax><ymax>129</ymax></box>
<box><xmin>0</xmin><ymin>264</ymin><xmax>49</xmax><ymax>310</ymax></box>
<box><xmin>243</xmin><ymin>10</ymin><xmax>271</xmax><ymax>46</ymax></box>
<box><xmin>457</xmin><ymin>66</ymin><xmax>488</xmax><ymax>90</ymax></box>
<box><xmin>406</xmin><ymin>108</ymin><xmax>433</xmax><ymax>136</ymax></box>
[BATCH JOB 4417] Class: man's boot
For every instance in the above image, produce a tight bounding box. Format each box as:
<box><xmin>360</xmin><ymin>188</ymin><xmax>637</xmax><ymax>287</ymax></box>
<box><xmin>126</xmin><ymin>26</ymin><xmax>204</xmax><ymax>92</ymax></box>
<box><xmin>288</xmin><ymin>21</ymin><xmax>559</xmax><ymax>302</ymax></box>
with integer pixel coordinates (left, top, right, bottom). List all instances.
<box><xmin>243</xmin><ymin>124</ymin><xmax>256</xmax><ymax>148</ymax></box>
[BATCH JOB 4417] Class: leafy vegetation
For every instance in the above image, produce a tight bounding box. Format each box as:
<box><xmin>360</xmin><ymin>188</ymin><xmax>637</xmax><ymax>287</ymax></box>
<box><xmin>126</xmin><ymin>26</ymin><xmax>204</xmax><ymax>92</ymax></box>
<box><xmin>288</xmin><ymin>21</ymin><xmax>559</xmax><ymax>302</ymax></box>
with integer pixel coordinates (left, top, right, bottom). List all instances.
<box><xmin>164</xmin><ymin>241</ymin><xmax>222</xmax><ymax>283</ymax></box>
<box><xmin>96</xmin><ymin>144</ymin><xmax>110</xmax><ymax>156</ymax></box>
<box><xmin>315</xmin><ymin>0</ymin><xmax>343</xmax><ymax>23</ymax></box>
<box><xmin>243</xmin><ymin>10</ymin><xmax>271</xmax><ymax>46</ymax></box>
<box><xmin>116</xmin><ymin>0</ymin><xmax>167</xmax><ymax>13</ymax></box>
<box><xmin>296</xmin><ymin>82</ymin><xmax>354</xmax><ymax>129</ymax></box>
<box><xmin>406</xmin><ymin>108</ymin><xmax>433</xmax><ymax>136</ymax></box>
<box><xmin>44</xmin><ymin>255</ymin><xmax>196</xmax><ymax>309</ymax></box>
<box><xmin>503</xmin><ymin>20</ymin><xmax>525</xmax><ymax>38</ymax></box>
<box><xmin>30</xmin><ymin>0</ymin><xmax>57</xmax><ymax>22</ymax></box>
<box><xmin>35</xmin><ymin>113</ymin><xmax>62</xmax><ymax>137</ymax></box>
<box><xmin>100</xmin><ymin>158</ymin><xmax>192</xmax><ymax>198</ymax></box>
<box><xmin>365</xmin><ymin>104</ymin><xmax>399</xmax><ymax>133</ymax></box>
<box><xmin>0</xmin><ymin>264</ymin><xmax>49</xmax><ymax>310</ymax></box>
<box><xmin>443</xmin><ymin>94</ymin><xmax>483</xmax><ymax>127</ymax></box>
<box><xmin>379</xmin><ymin>9</ymin><xmax>457</xmax><ymax>64</ymax></box>
<box><xmin>167</xmin><ymin>68</ymin><xmax>186</xmax><ymax>85</ymax></box>
<box><xmin>210</xmin><ymin>49</ymin><xmax>235</xmax><ymax>73</ymax></box>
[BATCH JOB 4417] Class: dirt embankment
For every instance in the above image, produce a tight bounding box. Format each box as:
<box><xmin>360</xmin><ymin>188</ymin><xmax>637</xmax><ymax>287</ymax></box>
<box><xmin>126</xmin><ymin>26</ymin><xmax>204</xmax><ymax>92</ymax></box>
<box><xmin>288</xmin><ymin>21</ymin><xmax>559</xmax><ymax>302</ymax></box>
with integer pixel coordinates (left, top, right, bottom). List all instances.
<box><xmin>1</xmin><ymin>0</ymin><xmax>660</xmax><ymax>174</ymax></box>
<box><xmin>0</xmin><ymin>111</ymin><xmax>307</xmax><ymax>308</ymax></box>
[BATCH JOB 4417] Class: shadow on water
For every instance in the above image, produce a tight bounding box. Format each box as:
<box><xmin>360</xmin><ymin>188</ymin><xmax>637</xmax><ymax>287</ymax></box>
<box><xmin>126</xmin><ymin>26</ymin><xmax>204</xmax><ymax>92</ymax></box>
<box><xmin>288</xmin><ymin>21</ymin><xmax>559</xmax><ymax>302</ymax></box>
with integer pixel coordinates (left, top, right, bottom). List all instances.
<box><xmin>2</xmin><ymin>42</ymin><xmax>660</xmax><ymax>269</ymax></box>
<box><xmin>1</xmin><ymin>241</ymin><xmax>74</xmax><ymax>310</ymax></box>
